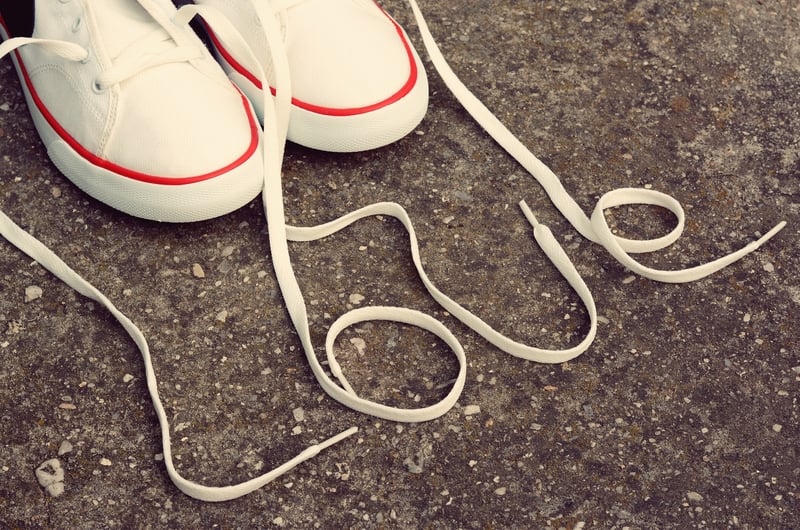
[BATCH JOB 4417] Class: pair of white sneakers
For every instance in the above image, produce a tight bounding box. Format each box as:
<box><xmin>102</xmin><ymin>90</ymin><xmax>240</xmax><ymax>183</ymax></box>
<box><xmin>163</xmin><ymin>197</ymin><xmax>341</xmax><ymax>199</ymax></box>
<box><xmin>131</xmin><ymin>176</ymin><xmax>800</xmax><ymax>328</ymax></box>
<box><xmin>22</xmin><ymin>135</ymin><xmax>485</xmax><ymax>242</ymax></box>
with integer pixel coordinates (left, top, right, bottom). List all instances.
<box><xmin>0</xmin><ymin>0</ymin><xmax>428</xmax><ymax>222</ymax></box>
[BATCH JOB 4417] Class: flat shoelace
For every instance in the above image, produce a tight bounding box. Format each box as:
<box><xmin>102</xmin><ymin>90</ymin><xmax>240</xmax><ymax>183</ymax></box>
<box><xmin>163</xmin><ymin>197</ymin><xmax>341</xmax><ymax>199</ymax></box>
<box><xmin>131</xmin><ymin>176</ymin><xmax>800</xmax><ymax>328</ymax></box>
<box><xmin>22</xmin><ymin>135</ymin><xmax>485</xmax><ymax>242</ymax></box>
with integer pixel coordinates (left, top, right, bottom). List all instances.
<box><xmin>0</xmin><ymin>37</ymin><xmax>89</xmax><ymax>63</ymax></box>
<box><xmin>403</xmin><ymin>0</ymin><xmax>786</xmax><ymax>283</ymax></box>
<box><xmin>270</xmin><ymin>0</ymin><xmax>306</xmax><ymax>12</ymax></box>
<box><xmin>94</xmin><ymin>27</ymin><xmax>203</xmax><ymax>90</ymax></box>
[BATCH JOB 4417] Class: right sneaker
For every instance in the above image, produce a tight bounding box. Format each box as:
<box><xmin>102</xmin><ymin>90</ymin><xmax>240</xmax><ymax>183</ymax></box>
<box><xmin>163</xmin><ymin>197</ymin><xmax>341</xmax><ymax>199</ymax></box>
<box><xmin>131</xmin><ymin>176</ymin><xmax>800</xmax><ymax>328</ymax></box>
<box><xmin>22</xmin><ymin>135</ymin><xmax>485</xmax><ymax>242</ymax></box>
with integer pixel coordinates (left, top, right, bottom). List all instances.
<box><xmin>191</xmin><ymin>0</ymin><xmax>429</xmax><ymax>152</ymax></box>
<box><xmin>0</xmin><ymin>0</ymin><xmax>263</xmax><ymax>223</ymax></box>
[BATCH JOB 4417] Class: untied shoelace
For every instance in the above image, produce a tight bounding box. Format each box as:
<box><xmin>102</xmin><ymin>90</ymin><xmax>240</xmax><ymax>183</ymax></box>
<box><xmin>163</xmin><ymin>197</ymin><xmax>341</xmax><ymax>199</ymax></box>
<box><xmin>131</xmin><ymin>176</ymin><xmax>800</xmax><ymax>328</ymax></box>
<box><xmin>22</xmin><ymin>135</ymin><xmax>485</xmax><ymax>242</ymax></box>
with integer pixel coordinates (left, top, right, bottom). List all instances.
<box><xmin>0</xmin><ymin>0</ymin><xmax>787</xmax><ymax>502</ymax></box>
<box><xmin>0</xmin><ymin>0</ymin><xmax>364</xmax><ymax>503</ymax></box>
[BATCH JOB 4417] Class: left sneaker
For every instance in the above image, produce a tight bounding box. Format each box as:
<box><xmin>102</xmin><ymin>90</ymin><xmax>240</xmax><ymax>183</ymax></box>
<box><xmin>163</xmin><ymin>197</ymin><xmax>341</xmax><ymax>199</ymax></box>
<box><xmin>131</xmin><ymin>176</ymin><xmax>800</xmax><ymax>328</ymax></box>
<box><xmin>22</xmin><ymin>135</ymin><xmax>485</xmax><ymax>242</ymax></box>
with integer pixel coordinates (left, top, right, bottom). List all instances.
<box><xmin>0</xmin><ymin>0</ymin><xmax>263</xmax><ymax>223</ymax></box>
<box><xmin>191</xmin><ymin>0</ymin><xmax>429</xmax><ymax>152</ymax></box>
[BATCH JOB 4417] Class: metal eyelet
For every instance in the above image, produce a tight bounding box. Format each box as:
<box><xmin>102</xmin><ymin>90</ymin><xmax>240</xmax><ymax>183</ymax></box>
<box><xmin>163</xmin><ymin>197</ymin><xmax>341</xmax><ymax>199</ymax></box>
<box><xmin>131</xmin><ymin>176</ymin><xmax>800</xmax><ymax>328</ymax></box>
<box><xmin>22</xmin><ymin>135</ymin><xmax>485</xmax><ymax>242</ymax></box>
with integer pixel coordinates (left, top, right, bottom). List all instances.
<box><xmin>71</xmin><ymin>17</ymin><xmax>82</xmax><ymax>33</ymax></box>
<box><xmin>91</xmin><ymin>80</ymin><xmax>106</xmax><ymax>94</ymax></box>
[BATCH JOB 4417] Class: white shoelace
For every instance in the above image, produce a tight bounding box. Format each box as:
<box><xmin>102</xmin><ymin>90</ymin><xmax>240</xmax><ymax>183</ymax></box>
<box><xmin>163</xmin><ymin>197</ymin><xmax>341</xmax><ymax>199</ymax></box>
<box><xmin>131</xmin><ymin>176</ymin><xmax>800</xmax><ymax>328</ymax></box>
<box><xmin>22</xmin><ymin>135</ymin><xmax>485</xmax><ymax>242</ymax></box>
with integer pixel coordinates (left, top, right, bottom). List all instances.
<box><xmin>0</xmin><ymin>0</ymin><xmax>787</xmax><ymax>502</ymax></box>
<box><xmin>0</xmin><ymin>2</ymin><xmax>364</xmax><ymax>503</ymax></box>
<box><xmin>94</xmin><ymin>27</ymin><xmax>203</xmax><ymax>90</ymax></box>
<box><xmin>403</xmin><ymin>0</ymin><xmax>786</xmax><ymax>283</ymax></box>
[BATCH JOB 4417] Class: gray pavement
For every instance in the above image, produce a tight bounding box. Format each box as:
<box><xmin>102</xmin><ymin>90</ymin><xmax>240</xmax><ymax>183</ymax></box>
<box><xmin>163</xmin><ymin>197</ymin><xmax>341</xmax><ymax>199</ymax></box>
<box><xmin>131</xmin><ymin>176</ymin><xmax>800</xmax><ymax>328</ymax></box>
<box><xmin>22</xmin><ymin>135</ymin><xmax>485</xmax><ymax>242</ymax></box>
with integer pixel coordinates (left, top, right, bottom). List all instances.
<box><xmin>1</xmin><ymin>0</ymin><xmax>798</xmax><ymax>528</ymax></box>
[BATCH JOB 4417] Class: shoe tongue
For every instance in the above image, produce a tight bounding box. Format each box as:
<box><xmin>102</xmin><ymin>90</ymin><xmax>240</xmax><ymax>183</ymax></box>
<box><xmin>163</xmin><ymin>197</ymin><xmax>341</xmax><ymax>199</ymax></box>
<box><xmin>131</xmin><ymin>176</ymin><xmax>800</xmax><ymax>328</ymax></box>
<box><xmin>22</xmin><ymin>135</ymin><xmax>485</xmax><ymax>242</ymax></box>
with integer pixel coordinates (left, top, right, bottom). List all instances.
<box><xmin>91</xmin><ymin>0</ymin><xmax>160</xmax><ymax>59</ymax></box>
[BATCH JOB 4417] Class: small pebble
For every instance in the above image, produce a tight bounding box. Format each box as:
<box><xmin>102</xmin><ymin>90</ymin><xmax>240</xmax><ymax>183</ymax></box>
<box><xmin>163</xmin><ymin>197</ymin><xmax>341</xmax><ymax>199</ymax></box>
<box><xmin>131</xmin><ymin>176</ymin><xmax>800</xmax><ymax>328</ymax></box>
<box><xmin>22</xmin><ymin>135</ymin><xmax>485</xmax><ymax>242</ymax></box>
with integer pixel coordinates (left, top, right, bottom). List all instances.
<box><xmin>25</xmin><ymin>285</ymin><xmax>43</xmax><ymax>302</ymax></box>
<box><xmin>58</xmin><ymin>440</ymin><xmax>73</xmax><ymax>456</ymax></box>
<box><xmin>292</xmin><ymin>407</ymin><xmax>305</xmax><ymax>422</ymax></box>
<box><xmin>687</xmin><ymin>491</ymin><xmax>703</xmax><ymax>502</ymax></box>
<box><xmin>349</xmin><ymin>293</ymin><xmax>365</xmax><ymax>305</ymax></box>
<box><xmin>35</xmin><ymin>459</ymin><xmax>65</xmax><ymax>497</ymax></box>
<box><xmin>192</xmin><ymin>263</ymin><xmax>206</xmax><ymax>278</ymax></box>
<box><xmin>122</xmin><ymin>374</ymin><xmax>134</xmax><ymax>383</ymax></box>
<box><xmin>494</xmin><ymin>487</ymin><xmax>507</xmax><ymax>496</ymax></box>
<box><xmin>463</xmin><ymin>405</ymin><xmax>481</xmax><ymax>416</ymax></box>
<box><xmin>45</xmin><ymin>482</ymin><xmax>65</xmax><ymax>497</ymax></box>
<box><xmin>772</xmin><ymin>424</ymin><xmax>783</xmax><ymax>433</ymax></box>
<box><xmin>350</xmin><ymin>337</ymin><xmax>366</xmax><ymax>355</ymax></box>
<box><xmin>100</xmin><ymin>458</ymin><xmax>112</xmax><ymax>467</ymax></box>
<box><xmin>404</xmin><ymin>455</ymin><xmax>424</xmax><ymax>474</ymax></box>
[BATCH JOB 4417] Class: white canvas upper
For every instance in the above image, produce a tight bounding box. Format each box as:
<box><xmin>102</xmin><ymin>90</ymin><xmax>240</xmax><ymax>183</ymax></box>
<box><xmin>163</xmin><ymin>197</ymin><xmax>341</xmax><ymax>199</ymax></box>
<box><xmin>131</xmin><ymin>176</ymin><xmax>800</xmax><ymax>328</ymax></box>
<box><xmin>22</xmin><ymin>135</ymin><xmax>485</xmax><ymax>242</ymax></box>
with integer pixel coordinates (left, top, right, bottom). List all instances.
<box><xmin>1</xmin><ymin>0</ymin><xmax>263</xmax><ymax>222</ymax></box>
<box><xmin>194</xmin><ymin>0</ymin><xmax>429</xmax><ymax>151</ymax></box>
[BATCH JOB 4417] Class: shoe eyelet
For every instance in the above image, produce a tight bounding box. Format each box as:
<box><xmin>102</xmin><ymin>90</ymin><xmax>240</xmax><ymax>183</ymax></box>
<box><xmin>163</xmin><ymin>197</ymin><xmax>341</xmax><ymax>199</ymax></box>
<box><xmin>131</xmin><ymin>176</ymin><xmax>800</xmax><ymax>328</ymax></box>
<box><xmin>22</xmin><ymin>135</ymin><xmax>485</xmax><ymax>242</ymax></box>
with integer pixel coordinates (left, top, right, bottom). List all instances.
<box><xmin>71</xmin><ymin>17</ymin><xmax>82</xmax><ymax>33</ymax></box>
<box><xmin>91</xmin><ymin>80</ymin><xmax>106</xmax><ymax>94</ymax></box>
<box><xmin>80</xmin><ymin>48</ymin><xmax>91</xmax><ymax>64</ymax></box>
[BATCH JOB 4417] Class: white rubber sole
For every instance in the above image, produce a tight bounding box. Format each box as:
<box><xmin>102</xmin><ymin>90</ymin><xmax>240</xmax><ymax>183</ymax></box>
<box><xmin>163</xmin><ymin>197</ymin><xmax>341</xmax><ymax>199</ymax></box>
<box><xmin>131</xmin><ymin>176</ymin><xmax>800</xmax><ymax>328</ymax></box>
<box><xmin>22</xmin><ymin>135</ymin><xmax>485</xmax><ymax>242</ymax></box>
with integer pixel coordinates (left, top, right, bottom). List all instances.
<box><xmin>4</xmin><ymin>36</ymin><xmax>263</xmax><ymax>223</ymax></box>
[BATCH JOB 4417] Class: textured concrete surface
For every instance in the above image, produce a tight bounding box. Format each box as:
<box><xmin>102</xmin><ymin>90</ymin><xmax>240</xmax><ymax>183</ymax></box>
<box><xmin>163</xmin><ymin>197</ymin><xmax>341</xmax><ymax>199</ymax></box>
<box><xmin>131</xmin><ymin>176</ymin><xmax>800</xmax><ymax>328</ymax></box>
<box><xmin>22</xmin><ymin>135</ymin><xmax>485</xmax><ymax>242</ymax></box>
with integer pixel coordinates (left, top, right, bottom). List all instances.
<box><xmin>1</xmin><ymin>0</ymin><xmax>798</xmax><ymax>528</ymax></box>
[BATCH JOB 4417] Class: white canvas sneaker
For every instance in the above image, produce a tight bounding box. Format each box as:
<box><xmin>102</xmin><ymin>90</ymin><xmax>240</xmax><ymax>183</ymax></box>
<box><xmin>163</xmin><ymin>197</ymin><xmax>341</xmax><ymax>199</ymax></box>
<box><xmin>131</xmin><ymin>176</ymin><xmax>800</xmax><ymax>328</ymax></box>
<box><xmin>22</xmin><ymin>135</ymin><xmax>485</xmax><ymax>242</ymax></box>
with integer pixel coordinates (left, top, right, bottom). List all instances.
<box><xmin>190</xmin><ymin>0</ymin><xmax>429</xmax><ymax>152</ymax></box>
<box><xmin>0</xmin><ymin>0</ymin><xmax>263</xmax><ymax>222</ymax></box>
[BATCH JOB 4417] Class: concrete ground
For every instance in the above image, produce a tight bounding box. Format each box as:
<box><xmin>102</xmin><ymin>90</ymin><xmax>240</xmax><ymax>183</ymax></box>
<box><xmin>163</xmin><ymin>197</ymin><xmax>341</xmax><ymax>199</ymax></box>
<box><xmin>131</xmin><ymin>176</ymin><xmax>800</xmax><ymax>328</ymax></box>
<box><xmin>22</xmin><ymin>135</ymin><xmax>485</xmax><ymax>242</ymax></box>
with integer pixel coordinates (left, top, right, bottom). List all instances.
<box><xmin>1</xmin><ymin>0</ymin><xmax>797</xmax><ymax>528</ymax></box>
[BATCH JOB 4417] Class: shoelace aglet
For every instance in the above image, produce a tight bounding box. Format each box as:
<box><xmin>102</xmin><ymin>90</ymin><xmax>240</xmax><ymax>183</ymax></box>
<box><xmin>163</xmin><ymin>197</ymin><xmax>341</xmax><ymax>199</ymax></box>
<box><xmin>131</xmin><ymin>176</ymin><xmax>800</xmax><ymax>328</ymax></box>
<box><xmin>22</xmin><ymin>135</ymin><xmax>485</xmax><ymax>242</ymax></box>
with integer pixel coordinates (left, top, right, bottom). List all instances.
<box><xmin>298</xmin><ymin>426</ymin><xmax>359</xmax><ymax>460</ymax></box>
<box><xmin>518</xmin><ymin>200</ymin><xmax>540</xmax><ymax>227</ymax></box>
<box><xmin>327</xmin><ymin>355</ymin><xmax>358</xmax><ymax>396</ymax></box>
<box><xmin>519</xmin><ymin>199</ymin><xmax>563</xmax><ymax>260</ymax></box>
<box><xmin>320</xmin><ymin>426</ymin><xmax>359</xmax><ymax>449</ymax></box>
<box><xmin>751</xmin><ymin>220</ymin><xmax>787</xmax><ymax>250</ymax></box>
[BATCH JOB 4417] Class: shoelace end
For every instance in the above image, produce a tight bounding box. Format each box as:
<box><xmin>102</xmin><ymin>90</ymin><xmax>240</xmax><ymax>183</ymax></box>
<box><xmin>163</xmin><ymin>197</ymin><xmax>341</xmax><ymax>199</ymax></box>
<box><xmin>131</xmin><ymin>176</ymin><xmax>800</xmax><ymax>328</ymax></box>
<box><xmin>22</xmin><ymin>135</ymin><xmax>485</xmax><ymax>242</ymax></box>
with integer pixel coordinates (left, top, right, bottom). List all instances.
<box><xmin>753</xmin><ymin>221</ymin><xmax>787</xmax><ymax>250</ymax></box>
<box><xmin>518</xmin><ymin>200</ymin><xmax>540</xmax><ymax>227</ymax></box>
<box><xmin>299</xmin><ymin>426</ymin><xmax>360</xmax><ymax>460</ymax></box>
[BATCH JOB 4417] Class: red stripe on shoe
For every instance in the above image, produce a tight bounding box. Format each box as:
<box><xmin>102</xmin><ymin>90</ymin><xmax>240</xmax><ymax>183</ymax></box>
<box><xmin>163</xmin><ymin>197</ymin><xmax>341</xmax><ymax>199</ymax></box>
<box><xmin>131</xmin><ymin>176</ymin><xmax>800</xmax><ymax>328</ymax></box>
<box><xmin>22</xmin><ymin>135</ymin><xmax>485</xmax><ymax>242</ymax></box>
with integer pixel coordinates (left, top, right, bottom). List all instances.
<box><xmin>206</xmin><ymin>5</ymin><xmax>418</xmax><ymax>117</ymax></box>
<box><xmin>11</xmin><ymin>48</ymin><xmax>259</xmax><ymax>186</ymax></box>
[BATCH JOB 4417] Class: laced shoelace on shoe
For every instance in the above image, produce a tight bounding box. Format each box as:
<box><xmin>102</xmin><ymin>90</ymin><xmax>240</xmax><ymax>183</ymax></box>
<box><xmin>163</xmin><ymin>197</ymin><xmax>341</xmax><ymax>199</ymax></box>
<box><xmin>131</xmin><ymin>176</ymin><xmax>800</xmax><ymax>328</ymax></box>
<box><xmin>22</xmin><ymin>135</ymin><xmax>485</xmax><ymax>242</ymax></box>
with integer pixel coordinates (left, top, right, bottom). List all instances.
<box><xmin>93</xmin><ymin>26</ymin><xmax>203</xmax><ymax>91</ymax></box>
<box><xmin>270</xmin><ymin>0</ymin><xmax>306</xmax><ymax>12</ymax></box>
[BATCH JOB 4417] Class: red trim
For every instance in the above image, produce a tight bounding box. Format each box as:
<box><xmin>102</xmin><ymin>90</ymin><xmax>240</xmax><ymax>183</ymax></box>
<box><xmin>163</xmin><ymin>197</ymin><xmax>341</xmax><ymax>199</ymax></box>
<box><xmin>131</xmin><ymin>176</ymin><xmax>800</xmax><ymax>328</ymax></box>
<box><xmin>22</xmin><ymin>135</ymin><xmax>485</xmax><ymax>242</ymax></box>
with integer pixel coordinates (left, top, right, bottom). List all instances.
<box><xmin>8</xmin><ymin>42</ymin><xmax>259</xmax><ymax>186</ymax></box>
<box><xmin>205</xmin><ymin>3</ymin><xmax>418</xmax><ymax>117</ymax></box>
